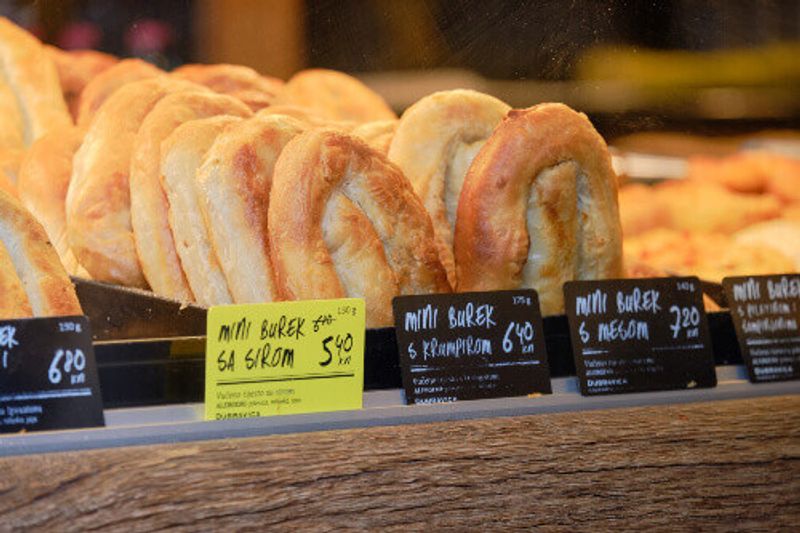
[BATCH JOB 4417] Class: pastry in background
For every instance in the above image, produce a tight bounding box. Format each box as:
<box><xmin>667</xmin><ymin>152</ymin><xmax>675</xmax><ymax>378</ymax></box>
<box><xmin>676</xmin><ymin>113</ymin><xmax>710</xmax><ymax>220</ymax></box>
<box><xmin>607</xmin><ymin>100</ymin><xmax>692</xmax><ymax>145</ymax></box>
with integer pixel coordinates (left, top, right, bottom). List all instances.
<box><xmin>275</xmin><ymin>68</ymin><xmax>397</xmax><ymax>122</ymax></box>
<box><xmin>0</xmin><ymin>188</ymin><xmax>82</xmax><ymax>319</ymax></box>
<box><xmin>130</xmin><ymin>91</ymin><xmax>252</xmax><ymax>301</ymax></box>
<box><xmin>195</xmin><ymin>115</ymin><xmax>306</xmax><ymax>304</ymax></box>
<box><xmin>256</xmin><ymin>105</ymin><xmax>356</xmax><ymax>131</ymax></box>
<box><xmin>624</xmin><ymin>228</ymin><xmax>795</xmax><ymax>282</ymax></box>
<box><xmin>656</xmin><ymin>180</ymin><xmax>782</xmax><ymax>234</ymax></box>
<box><xmin>172</xmin><ymin>63</ymin><xmax>284</xmax><ymax>111</ymax></box>
<box><xmin>17</xmin><ymin>126</ymin><xmax>86</xmax><ymax>276</ymax></box>
<box><xmin>455</xmin><ymin>103</ymin><xmax>623</xmax><ymax>315</ymax></box>
<box><xmin>269</xmin><ymin>130</ymin><xmax>449</xmax><ymax>327</ymax></box>
<box><xmin>686</xmin><ymin>150</ymin><xmax>800</xmax><ymax>201</ymax></box>
<box><xmin>76</xmin><ymin>58</ymin><xmax>163</xmax><ymax>128</ymax></box>
<box><xmin>66</xmin><ymin>77</ymin><xmax>200</xmax><ymax>287</ymax></box>
<box><xmin>0</xmin><ymin>17</ymin><xmax>72</xmax><ymax>148</ymax></box>
<box><xmin>618</xmin><ymin>183</ymin><xmax>670</xmax><ymax>237</ymax></box>
<box><xmin>388</xmin><ymin>89</ymin><xmax>510</xmax><ymax>286</ymax></box>
<box><xmin>45</xmin><ymin>46</ymin><xmax>117</xmax><ymax>120</ymax></box>
<box><xmin>161</xmin><ymin>116</ymin><xmax>244</xmax><ymax>307</ymax></box>
<box><xmin>734</xmin><ymin>220</ymin><xmax>800</xmax><ymax>270</ymax></box>
<box><xmin>351</xmin><ymin>119</ymin><xmax>397</xmax><ymax>155</ymax></box>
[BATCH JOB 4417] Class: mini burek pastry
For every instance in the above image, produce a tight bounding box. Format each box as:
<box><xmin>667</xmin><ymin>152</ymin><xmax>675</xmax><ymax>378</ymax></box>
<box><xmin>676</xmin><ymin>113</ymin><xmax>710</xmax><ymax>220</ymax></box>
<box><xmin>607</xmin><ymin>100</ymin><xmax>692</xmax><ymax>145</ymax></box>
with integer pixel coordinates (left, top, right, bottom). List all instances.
<box><xmin>351</xmin><ymin>119</ymin><xmax>397</xmax><ymax>155</ymax></box>
<box><xmin>0</xmin><ymin>189</ymin><xmax>82</xmax><ymax>318</ymax></box>
<box><xmin>130</xmin><ymin>91</ymin><xmax>252</xmax><ymax>300</ymax></box>
<box><xmin>66</xmin><ymin>77</ymin><xmax>199</xmax><ymax>287</ymax></box>
<box><xmin>45</xmin><ymin>46</ymin><xmax>117</xmax><ymax>120</ymax></box>
<box><xmin>195</xmin><ymin>114</ymin><xmax>306</xmax><ymax>303</ymax></box>
<box><xmin>172</xmin><ymin>63</ymin><xmax>284</xmax><ymax>111</ymax></box>
<box><xmin>17</xmin><ymin>126</ymin><xmax>86</xmax><ymax>276</ymax></box>
<box><xmin>275</xmin><ymin>68</ymin><xmax>396</xmax><ymax>122</ymax></box>
<box><xmin>455</xmin><ymin>103</ymin><xmax>623</xmax><ymax>315</ymax></box>
<box><xmin>388</xmin><ymin>90</ymin><xmax>510</xmax><ymax>285</ymax></box>
<box><xmin>76</xmin><ymin>58</ymin><xmax>163</xmax><ymax>128</ymax></box>
<box><xmin>161</xmin><ymin>116</ymin><xmax>244</xmax><ymax>306</ymax></box>
<box><xmin>269</xmin><ymin>130</ymin><xmax>450</xmax><ymax>327</ymax></box>
<box><xmin>0</xmin><ymin>17</ymin><xmax>72</xmax><ymax>148</ymax></box>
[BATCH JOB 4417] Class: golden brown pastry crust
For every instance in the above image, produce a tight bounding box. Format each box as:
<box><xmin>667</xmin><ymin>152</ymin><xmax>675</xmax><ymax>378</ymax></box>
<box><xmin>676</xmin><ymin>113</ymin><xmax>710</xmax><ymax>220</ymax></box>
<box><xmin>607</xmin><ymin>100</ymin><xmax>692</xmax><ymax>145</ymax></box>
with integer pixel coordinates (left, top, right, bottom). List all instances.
<box><xmin>388</xmin><ymin>90</ymin><xmax>510</xmax><ymax>286</ymax></box>
<box><xmin>45</xmin><ymin>46</ymin><xmax>117</xmax><ymax>120</ymax></box>
<box><xmin>195</xmin><ymin>114</ymin><xmax>306</xmax><ymax>304</ymax></box>
<box><xmin>269</xmin><ymin>130</ymin><xmax>450</xmax><ymax>327</ymax></box>
<box><xmin>161</xmin><ymin>116</ymin><xmax>244</xmax><ymax>307</ymax></box>
<box><xmin>351</xmin><ymin>119</ymin><xmax>397</xmax><ymax>155</ymax></box>
<box><xmin>454</xmin><ymin>103</ymin><xmax>623</xmax><ymax>315</ymax></box>
<box><xmin>66</xmin><ymin>77</ymin><xmax>199</xmax><ymax>287</ymax></box>
<box><xmin>0</xmin><ymin>189</ymin><xmax>81</xmax><ymax>317</ymax></box>
<box><xmin>76</xmin><ymin>58</ymin><xmax>163</xmax><ymax>129</ymax></box>
<box><xmin>0</xmin><ymin>17</ymin><xmax>72</xmax><ymax>146</ymax></box>
<box><xmin>172</xmin><ymin>63</ymin><xmax>283</xmax><ymax>111</ymax></box>
<box><xmin>130</xmin><ymin>91</ymin><xmax>251</xmax><ymax>301</ymax></box>
<box><xmin>17</xmin><ymin>126</ymin><xmax>85</xmax><ymax>276</ymax></box>
<box><xmin>275</xmin><ymin>69</ymin><xmax>396</xmax><ymax>122</ymax></box>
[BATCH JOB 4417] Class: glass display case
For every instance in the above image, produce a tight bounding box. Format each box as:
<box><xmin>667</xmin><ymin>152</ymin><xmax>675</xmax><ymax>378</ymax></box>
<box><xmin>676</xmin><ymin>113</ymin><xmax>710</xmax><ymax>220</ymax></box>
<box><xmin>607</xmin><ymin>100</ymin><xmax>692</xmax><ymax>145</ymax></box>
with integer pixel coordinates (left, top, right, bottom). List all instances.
<box><xmin>0</xmin><ymin>1</ymin><xmax>798</xmax><ymax>529</ymax></box>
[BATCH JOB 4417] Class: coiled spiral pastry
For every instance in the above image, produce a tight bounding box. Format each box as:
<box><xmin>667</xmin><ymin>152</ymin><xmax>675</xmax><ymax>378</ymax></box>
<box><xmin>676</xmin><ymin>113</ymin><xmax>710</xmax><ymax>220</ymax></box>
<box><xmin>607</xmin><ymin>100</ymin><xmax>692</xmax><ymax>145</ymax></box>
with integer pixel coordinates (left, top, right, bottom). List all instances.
<box><xmin>130</xmin><ymin>90</ymin><xmax>252</xmax><ymax>300</ymax></box>
<box><xmin>195</xmin><ymin>114</ymin><xmax>307</xmax><ymax>304</ymax></box>
<box><xmin>269</xmin><ymin>130</ymin><xmax>450</xmax><ymax>327</ymax></box>
<box><xmin>455</xmin><ymin>103</ymin><xmax>623</xmax><ymax>315</ymax></box>
<box><xmin>66</xmin><ymin>77</ymin><xmax>199</xmax><ymax>287</ymax></box>
<box><xmin>388</xmin><ymin>89</ymin><xmax>510</xmax><ymax>286</ymax></box>
<box><xmin>161</xmin><ymin>116</ymin><xmax>245</xmax><ymax>306</ymax></box>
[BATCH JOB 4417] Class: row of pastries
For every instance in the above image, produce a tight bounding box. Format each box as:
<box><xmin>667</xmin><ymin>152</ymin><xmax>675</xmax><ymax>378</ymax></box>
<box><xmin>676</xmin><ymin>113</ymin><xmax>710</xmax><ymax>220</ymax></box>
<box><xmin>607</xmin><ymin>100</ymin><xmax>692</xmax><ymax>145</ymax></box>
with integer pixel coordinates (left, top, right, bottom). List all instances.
<box><xmin>1</xmin><ymin>16</ymin><xmax>625</xmax><ymax>325</ymax></box>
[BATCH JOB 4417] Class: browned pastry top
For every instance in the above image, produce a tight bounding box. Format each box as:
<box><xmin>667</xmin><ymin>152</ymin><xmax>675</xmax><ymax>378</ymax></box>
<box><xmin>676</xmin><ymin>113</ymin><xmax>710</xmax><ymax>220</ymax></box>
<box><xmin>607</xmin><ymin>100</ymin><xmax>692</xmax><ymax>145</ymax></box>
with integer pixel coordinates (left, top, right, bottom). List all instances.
<box><xmin>76</xmin><ymin>58</ymin><xmax>163</xmax><ymax>128</ymax></box>
<box><xmin>269</xmin><ymin>130</ymin><xmax>450</xmax><ymax>327</ymax></box>
<box><xmin>275</xmin><ymin>69</ymin><xmax>396</xmax><ymax>123</ymax></box>
<box><xmin>172</xmin><ymin>63</ymin><xmax>283</xmax><ymax>111</ymax></box>
<box><xmin>455</xmin><ymin>103</ymin><xmax>623</xmax><ymax>315</ymax></box>
<box><xmin>0</xmin><ymin>17</ymin><xmax>72</xmax><ymax>147</ymax></box>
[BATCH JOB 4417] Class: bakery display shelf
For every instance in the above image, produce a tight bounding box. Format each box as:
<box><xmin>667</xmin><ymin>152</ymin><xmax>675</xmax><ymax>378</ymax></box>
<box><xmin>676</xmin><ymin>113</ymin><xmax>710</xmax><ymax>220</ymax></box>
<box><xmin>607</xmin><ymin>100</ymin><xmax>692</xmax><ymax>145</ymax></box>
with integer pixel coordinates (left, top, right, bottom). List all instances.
<box><xmin>2</xmin><ymin>364</ymin><xmax>797</xmax><ymax>458</ymax></box>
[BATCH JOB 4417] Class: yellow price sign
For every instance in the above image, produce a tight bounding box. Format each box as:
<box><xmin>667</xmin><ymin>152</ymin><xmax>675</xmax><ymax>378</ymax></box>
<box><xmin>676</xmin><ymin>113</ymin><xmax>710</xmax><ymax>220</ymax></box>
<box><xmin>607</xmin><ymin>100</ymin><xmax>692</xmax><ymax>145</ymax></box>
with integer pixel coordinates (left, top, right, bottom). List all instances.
<box><xmin>205</xmin><ymin>298</ymin><xmax>365</xmax><ymax>421</ymax></box>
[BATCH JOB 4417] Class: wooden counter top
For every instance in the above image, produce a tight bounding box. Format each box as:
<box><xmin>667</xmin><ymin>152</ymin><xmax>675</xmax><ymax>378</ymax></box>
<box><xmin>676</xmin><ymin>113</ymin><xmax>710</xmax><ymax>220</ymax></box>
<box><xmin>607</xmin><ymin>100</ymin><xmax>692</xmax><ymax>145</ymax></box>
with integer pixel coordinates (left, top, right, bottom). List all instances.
<box><xmin>1</xmin><ymin>394</ymin><xmax>798</xmax><ymax>530</ymax></box>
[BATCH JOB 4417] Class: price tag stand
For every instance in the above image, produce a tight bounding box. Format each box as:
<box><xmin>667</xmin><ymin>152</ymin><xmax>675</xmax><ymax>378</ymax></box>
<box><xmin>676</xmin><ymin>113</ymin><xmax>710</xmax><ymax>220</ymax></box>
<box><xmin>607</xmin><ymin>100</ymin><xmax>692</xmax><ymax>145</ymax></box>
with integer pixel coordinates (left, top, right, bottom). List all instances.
<box><xmin>0</xmin><ymin>316</ymin><xmax>104</xmax><ymax>433</ymax></box>
<box><xmin>564</xmin><ymin>277</ymin><xmax>717</xmax><ymax>396</ymax></box>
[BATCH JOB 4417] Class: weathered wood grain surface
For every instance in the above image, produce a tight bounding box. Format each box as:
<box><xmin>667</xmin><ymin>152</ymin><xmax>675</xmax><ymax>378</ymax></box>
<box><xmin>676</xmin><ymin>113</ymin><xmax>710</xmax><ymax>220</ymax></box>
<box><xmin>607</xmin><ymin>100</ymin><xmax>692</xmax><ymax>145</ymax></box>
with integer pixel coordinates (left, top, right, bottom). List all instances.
<box><xmin>0</xmin><ymin>395</ymin><xmax>798</xmax><ymax>531</ymax></box>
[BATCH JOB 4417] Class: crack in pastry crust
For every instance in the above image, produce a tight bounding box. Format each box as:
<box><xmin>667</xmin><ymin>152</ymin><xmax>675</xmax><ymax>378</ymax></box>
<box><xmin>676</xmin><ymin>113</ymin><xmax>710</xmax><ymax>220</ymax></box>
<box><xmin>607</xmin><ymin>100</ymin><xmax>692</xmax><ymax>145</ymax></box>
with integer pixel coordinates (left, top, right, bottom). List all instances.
<box><xmin>454</xmin><ymin>103</ymin><xmax>623</xmax><ymax>315</ymax></box>
<box><xmin>269</xmin><ymin>130</ymin><xmax>450</xmax><ymax>327</ymax></box>
<box><xmin>130</xmin><ymin>90</ymin><xmax>252</xmax><ymax>301</ymax></box>
<box><xmin>388</xmin><ymin>89</ymin><xmax>510</xmax><ymax>287</ymax></box>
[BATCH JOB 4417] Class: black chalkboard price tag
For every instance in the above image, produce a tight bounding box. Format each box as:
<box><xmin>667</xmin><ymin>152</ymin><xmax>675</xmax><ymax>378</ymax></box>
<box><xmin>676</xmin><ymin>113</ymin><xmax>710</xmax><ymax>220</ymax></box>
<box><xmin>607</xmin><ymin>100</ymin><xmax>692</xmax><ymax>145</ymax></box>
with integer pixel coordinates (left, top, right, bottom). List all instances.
<box><xmin>564</xmin><ymin>277</ymin><xmax>716</xmax><ymax>396</ymax></box>
<box><xmin>722</xmin><ymin>274</ymin><xmax>800</xmax><ymax>383</ymax></box>
<box><xmin>0</xmin><ymin>316</ymin><xmax>104</xmax><ymax>433</ymax></box>
<box><xmin>392</xmin><ymin>290</ymin><xmax>551</xmax><ymax>404</ymax></box>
